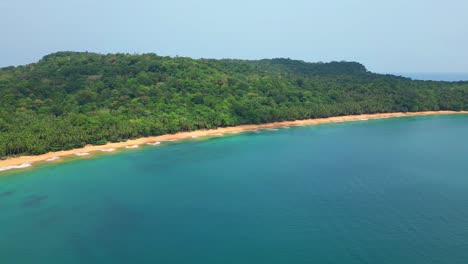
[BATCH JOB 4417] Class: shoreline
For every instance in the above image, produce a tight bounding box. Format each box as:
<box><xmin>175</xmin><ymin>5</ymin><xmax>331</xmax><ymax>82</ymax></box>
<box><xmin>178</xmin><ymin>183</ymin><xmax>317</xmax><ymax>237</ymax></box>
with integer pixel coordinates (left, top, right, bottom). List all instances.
<box><xmin>1</xmin><ymin>111</ymin><xmax>467</xmax><ymax>172</ymax></box>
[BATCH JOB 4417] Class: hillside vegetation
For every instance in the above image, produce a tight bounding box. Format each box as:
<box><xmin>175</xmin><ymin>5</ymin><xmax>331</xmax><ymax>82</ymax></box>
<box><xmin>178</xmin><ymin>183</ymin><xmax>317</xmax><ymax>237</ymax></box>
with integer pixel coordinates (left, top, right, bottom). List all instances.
<box><xmin>0</xmin><ymin>52</ymin><xmax>467</xmax><ymax>157</ymax></box>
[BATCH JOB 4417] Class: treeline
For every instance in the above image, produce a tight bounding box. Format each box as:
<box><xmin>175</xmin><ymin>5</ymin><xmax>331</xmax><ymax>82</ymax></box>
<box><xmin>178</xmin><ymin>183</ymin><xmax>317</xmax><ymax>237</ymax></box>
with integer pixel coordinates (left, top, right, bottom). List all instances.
<box><xmin>0</xmin><ymin>51</ymin><xmax>467</xmax><ymax>157</ymax></box>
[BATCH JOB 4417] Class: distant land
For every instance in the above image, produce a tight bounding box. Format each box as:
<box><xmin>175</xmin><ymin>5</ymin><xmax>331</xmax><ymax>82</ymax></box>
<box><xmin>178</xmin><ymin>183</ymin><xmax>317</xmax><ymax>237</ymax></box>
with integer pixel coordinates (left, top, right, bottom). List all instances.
<box><xmin>0</xmin><ymin>51</ymin><xmax>467</xmax><ymax>159</ymax></box>
<box><xmin>391</xmin><ymin>72</ymin><xmax>468</xmax><ymax>82</ymax></box>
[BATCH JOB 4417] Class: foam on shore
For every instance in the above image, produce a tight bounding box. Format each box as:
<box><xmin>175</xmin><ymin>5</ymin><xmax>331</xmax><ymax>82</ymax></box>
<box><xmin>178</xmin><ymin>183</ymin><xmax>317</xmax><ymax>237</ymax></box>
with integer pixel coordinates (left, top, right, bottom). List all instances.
<box><xmin>46</xmin><ymin>156</ymin><xmax>60</xmax><ymax>161</ymax></box>
<box><xmin>75</xmin><ymin>152</ymin><xmax>90</xmax><ymax>156</ymax></box>
<box><xmin>100</xmin><ymin>148</ymin><xmax>116</xmax><ymax>152</ymax></box>
<box><xmin>146</xmin><ymin>142</ymin><xmax>161</xmax><ymax>146</ymax></box>
<box><xmin>125</xmin><ymin>145</ymin><xmax>139</xmax><ymax>149</ymax></box>
<box><xmin>0</xmin><ymin>163</ymin><xmax>32</xmax><ymax>172</ymax></box>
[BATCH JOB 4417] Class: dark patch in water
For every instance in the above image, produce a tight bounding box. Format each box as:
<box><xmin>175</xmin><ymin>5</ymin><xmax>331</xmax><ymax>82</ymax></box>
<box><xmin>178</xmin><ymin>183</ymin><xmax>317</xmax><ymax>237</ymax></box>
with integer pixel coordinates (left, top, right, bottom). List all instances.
<box><xmin>35</xmin><ymin>205</ymin><xmax>62</xmax><ymax>227</ymax></box>
<box><xmin>22</xmin><ymin>194</ymin><xmax>48</xmax><ymax>208</ymax></box>
<box><xmin>68</xmin><ymin>233</ymin><xmax>96</xmax><ymax>262</ymax></box>
<box><xmin>0</xmin><ymin>190</ymin><xmax>15</xmax><ymax>197</ymax></box>
<box><xmin>97</xmin><ymin>199</ymin><xmax>146</xmax><ymax>236</ymax></box>
<box><xmin>67</xmin><ymin>199</ymin><xmax>146</xmax><ymax>261</ymax></box>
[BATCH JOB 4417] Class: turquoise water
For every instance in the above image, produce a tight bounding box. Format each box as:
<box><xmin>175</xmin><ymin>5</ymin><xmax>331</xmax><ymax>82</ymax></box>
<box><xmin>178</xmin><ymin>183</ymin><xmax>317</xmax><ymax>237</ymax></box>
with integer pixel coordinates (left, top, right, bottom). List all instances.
<box><xmin>1</xmin><ymin>115</ymin><xmax>468</xmax><ymax>263</ymax></box>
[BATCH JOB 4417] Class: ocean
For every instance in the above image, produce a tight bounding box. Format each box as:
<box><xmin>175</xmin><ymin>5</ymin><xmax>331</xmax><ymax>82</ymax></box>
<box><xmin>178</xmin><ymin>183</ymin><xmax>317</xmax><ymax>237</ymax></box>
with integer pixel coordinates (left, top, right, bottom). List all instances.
<box><xmin>1</xmin><ymin>115</ymin><xmax>468</xmax><ymax>263</ymax></box>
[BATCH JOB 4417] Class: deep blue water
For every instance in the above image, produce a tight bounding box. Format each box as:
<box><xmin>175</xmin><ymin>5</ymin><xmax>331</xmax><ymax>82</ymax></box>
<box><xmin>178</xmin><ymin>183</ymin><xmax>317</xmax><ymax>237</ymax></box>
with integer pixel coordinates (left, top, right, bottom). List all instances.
<box><xmin>1</xmin><ymin>115</ymin><xmax>468</xmax><ymax>263</ymax></box>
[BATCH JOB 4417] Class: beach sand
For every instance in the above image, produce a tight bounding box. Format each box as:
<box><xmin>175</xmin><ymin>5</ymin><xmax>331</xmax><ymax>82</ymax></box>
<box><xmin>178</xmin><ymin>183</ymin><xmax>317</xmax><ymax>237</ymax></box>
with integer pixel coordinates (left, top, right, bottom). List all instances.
<box><xmin>1</xmin><ymin>111</ymin><xmax>466</xmax><ymax>172</ymax></box>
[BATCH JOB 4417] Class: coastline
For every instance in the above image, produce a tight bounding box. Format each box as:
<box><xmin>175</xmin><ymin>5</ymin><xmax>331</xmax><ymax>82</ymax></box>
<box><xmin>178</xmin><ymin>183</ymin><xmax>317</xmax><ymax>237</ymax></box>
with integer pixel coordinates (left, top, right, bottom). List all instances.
<box><xmin>1</xmin><ymin>111</ymin><xmax>467</xmax><ymax>172</ymax></box>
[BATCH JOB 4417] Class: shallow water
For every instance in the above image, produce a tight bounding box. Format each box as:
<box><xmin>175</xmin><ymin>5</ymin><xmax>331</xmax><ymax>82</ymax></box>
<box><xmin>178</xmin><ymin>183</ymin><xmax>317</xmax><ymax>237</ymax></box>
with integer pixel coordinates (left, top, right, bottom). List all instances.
<box><xmin>1</xmin><ymin>115</ymin><xmax>468</xmax><ymax>263</ymax></box>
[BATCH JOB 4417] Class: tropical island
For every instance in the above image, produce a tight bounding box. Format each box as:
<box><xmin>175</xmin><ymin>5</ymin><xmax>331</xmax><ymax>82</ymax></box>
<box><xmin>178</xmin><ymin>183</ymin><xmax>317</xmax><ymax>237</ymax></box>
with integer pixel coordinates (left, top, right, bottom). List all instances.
<box><xmin>0</xmin><ymin>52</ymin><xmax>467</xmax><ymax>160</ymax></box>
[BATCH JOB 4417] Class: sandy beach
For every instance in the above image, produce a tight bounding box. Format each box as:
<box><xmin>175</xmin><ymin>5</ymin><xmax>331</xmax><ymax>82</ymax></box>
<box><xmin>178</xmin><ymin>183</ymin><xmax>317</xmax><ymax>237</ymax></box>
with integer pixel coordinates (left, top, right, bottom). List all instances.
<box><xmin>1</xmin><ymin>111</ymin><xmax>466</xmax><ymax>172</ymax></box>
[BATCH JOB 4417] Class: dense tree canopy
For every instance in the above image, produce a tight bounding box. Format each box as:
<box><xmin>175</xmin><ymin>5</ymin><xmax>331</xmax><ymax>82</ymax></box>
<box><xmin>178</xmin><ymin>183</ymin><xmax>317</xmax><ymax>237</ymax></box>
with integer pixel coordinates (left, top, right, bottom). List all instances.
<box><xmin>0</xmin><ymin>51</ymin><xmax>467</xmax><ymax>157</ymax></box>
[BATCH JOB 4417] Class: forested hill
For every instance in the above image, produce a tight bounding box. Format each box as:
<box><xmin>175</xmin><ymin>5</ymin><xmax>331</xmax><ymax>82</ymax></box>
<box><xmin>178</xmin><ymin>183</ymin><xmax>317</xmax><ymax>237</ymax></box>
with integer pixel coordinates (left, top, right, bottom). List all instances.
<box><xmin>0</xmin><ymin>51</ymin><xmax>467</xmax><ymax>157</ymax></box>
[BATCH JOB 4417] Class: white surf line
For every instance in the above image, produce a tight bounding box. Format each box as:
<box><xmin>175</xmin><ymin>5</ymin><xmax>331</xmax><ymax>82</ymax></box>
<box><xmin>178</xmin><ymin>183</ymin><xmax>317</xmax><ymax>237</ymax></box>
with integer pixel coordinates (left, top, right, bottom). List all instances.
<box><xmin>125</xmin><ymin>145</ymin><xmax>139</xmax><ymax>149</ymax></box>
<box><xmin>0</xmin><ymin>163</ymin><xmax>32</xmax><ymax>172</ymax></box>
<box><xmin>100</xmin><ymin>148</ymin><xmax>116</xmax><ymax>152</ymax></box>
<box><xmin>75</xmin><ymin>152</ymin><xmax>90</xmax><ymax>156</ymax></box>
<box><xmin>45</xmin><ymin>156</ymin><xmax>60</xmax><ymax>161</ymax></box>
<box><xmin>146</xmin><ymin>142</ymin><xmax>161</xmax><ymax>146</ymax></box>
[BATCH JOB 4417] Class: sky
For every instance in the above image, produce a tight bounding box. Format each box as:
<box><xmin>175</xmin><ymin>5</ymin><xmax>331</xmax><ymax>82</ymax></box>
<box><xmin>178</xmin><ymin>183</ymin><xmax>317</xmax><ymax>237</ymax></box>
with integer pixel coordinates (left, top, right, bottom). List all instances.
<box><xmin>1</xmin><ymin>0</ymin><xmax>468</xmax><ymax>73</ymax></box>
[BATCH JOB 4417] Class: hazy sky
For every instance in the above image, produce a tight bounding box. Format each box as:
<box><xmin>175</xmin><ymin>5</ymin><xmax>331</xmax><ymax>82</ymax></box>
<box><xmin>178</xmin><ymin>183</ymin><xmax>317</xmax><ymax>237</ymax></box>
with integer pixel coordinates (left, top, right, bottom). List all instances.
<box><xmin>2</xmin><ymin>0</ymin><xmax>467</xmax><ymax>73</ymax></box>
